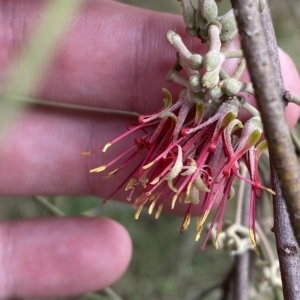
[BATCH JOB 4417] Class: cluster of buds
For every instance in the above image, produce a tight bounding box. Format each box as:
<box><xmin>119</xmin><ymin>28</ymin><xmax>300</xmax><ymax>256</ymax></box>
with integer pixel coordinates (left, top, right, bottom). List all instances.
<box><xmin>83</xmin><ymin>0</ymin><xmax>273</xmax><ymax>252</ymax></box>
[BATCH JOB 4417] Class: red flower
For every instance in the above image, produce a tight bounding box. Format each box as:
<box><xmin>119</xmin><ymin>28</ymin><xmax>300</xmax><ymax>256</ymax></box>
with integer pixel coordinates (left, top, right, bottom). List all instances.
<box><xmin>83</xmin><ymin>90</ymin><xmax>274</xmax><ymax>252</ymax></box>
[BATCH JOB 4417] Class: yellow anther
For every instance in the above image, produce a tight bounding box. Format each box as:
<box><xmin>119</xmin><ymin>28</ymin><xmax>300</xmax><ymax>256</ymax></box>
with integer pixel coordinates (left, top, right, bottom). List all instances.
<box><xmin>155</xmin><ymin>204</ymin><xmax>163</xmax><ymax>219</ymax></box>
<box><xmin>135</xmin><ymin>205</ymin><xmax>144</xmax><ymax>220</ymax></box>
<box><xmin>171</xmin><ymin>195</ymin><xmax>178</xmax><ymax>209</ymax></box>
<box><xmin>148</xmin><ymin>201</ymin><xmax>156</xmax><ymax>215</ymax></box>
<box><xmin>182</xmin><ymin>213</ymin><xmax>191</xmax><ymax>231</ymax></box>
<box><xmin>195</xmin><ymin>226</ymin><xmax>203</xmax><ymax>241</ymax></box>
<box><xmin>125</xmin><ymin>178</ymin><xmax>137</xmax><ymax>191</ymax></box>
<box><xmin>198</xmin><ymin>210</ymin><xmax>210</xmax><ymax>227</ymax></box>
<box><xmin>133</xmin><ymin>194</ymin><xmax>144</xmax><ymax>205</ymax></box>
<box><xmin>214</xmin><ymin>230</ymin><xmax>221</xmax><ymax>249</ymax></box>
<box><xmin>90</xmin><ymin>165</ymin><xmax>106</xmax><ymax>173</ymax></box>
<box><xmin>264</xmin><ymin>187</ymin><xmax>276</xmax><ymax>195</ymax></box>
<box><xmin>186</xmin><ymin>182</ymin><xmax>192</xmax><ymax>197</ymax></box>
<box><xmin>80</xmin><ymin>151</ymin><xmax>92</xmax><ymax>156</ymax></box>
<box><xmin>142</xmin><ymin>161</ymin><xmax>155</xmax><ymax>170</ymax></box>
<box><xmin>150</xmin><ymin>177</ymin><xmax>160</xmax><ymax>185</ymax></box>
<box><xmin>249</xmin><ymin>229</ymin><xmax>260</xmax><ymax>255</ymax></box>
<box><xmin>102</xmin><ymin>143</ymin><xmax>112</xmax><ymax>152</ymax></box>
<box><xmin>149</xmin><ymin>194</ymin><xmax>158</xmax><ymax>202</ymax></box>
<box><xmin>108</xmin><ymin>169</ymin><xmax>118</xmax><ymax>176</ymax></box>
<box><xmin>141</xmin><ymin>177</ymin><xmax>148</xmax><ymax>188</ymax></box>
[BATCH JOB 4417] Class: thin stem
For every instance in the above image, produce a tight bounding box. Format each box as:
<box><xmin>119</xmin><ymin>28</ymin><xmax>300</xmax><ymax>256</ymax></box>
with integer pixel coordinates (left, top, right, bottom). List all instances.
<box><xmin>224</xmin><ymin>50</ymin><xmax>244</xmax><ymax>59</ymax></box>
<box><xmin>101</xmin><ymin>287</ymin><xmax>124</xmax><ymax>300</ymax></box>
<box><xmin>235</xmin><ymin>163</ymin><xmax>247</xmax><ymax>224</ymax></box>
<box><xmin>33</xmin><ymin>196</ymin><xmax>65</xmax><ymax>216</ymax></box>
<box><xmin>220</xmin><ymin>68</ymin><xmax>230</xmax><ymax>79</ymax></box>
<box><xmin>284</xmin><ymin>91</ymin><xmax>300</xmax><ymax>107</ymax></box>
<box><xmin>208</xmin><ymin>25</ymin><xmax>221</xmax><ymax>52</ymax></box>
<box><xmin>85</xmin><ymin>289</ymin><xmax>124</xmax><ymax>300</ymax></box>
<box><xmin>233</xmin><ymin>164</ymin><xmax>250</xmax><ymax>300</ymax></box>
<box><xmin>242</xmin><ymin>102</ymin><xmax>260</xmax><ymax>117</ymax></box>
<box><xmin>84</xmin><ymin>292</ymin><xmax>105</xmax><ymax>300</ymax></box>
<box><xmin>240</xmin><ymin>82</ymin><xmax>254</xmax><ymax>94</ymax></box>
<box><xmin>232</xmin><ymin>58</ymin><xmax>246</xmax><ymax>79</ymax></box>
<box><xmin>7</xmin><ymin>94</ymin><xmax>139</xmax><ymax>117</ymax></box>
<box><xmin>256</xmin><ymin>222</ymin><xmax>276</xmax><ymax>265</ymax></box>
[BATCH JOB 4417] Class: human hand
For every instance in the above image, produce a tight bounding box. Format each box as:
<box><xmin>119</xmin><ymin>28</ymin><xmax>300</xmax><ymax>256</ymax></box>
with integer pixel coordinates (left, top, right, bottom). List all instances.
<box><xmin>0</xmin><ymin>0</ymin><xmax>300</xmax><ymax>298</ymax></box>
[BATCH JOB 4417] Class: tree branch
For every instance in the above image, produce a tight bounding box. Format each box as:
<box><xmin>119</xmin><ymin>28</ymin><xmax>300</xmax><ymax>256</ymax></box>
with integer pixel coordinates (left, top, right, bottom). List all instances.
<box><xmin>261</xmin><ymin>6</ymin><xmax>300</xmax><ymax>299</ymax></box>
<box><xmin>229</xmin><ymin>0</ymin><xmax>300</xmax><ymax>249</ymax></box>
<box><xmin>260</xmin><ymin>6</ymin><xmax>285</xmax><ymax>97</ymax></box>
<box><xmin>230</xmin><ymin>1</ymin><xmax>300</xmax><ymax>298</ymax></box>
<box><xmin>271</xmin><ymin>169</ymin><xmax>300</xmax><ymax>299</ymax></box>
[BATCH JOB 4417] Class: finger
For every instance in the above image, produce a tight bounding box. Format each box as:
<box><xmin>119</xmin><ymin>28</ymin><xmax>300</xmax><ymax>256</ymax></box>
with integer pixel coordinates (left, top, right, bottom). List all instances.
<box><xmin>0</xmin><ymin>0</ymin><xmax>186</xmax><ymax>112</ymax></box>
<box><xmin>2</xmin><ymin>0</ymin><xmax>300</xmax><ymax>120</ymax></box>
<box><xmin>0</xmin><ymin>106</ymin><xmax>198</xmax><ymax>215</ymax></box>
<box><xmin>0</xmin><ymin>86</ymin><xmax>299</xmax><ymax>203</ymax></box>
<box><xmin>0</xmin><ymin>106</ymin><xmax>133</xmax><ymax>196</ymax></box>
<box><xmin>279</xmin><ymin>49</ymin><xmax>300</xmax><ymax>128</ymax></box>
<box><xmin>0</xmin><ymin>217</ymin><xmax>132</xmax><ymax>299</ymax></box>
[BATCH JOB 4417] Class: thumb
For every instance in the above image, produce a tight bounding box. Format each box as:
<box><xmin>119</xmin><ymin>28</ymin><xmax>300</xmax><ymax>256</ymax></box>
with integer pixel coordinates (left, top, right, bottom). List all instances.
<box><xmin>0</xmin><ymin>217</ymin><xmax>132</xmax><ymax>299</ymax></box>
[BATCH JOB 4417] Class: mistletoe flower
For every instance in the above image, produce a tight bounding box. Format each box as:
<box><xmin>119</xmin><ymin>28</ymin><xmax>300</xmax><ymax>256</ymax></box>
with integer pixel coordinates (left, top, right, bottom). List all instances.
<box><xmin>83</xmin><ymin>1</ymin><xmax>275</xmax><ymax>252</ymax></box>
<box><xmin>195</xmin><ymin>116</ymin><xmax>274</xmax><ymax>253</ymax></box>
<box><xmin>83</xmin><ymin>90</ymin><xmax>273</xmax><ymax>253</ymax></box>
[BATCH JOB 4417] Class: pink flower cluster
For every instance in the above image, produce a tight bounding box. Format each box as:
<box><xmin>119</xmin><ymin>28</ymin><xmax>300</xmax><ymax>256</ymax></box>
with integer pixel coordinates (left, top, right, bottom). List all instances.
<box><xmin>85</xmin><ymin>88</ymin><xmax>273</xmax><ymax>251</ymax></box>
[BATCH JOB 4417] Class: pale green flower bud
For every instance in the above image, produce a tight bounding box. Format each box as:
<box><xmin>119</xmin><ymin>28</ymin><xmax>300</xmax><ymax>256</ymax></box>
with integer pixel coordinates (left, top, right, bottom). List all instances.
<box><xmin>189</xmin><ymin>74</ymin><xmax>201</xmax><ymax>92</ymax></box>
<box><xmin>202</xmin><ymin>71</ymin><xmax>219</xmax><ymax>89</ymax></box>
<box><xmin>217</xmin><ymin>10</ymin><xmax>237</xmax><ymax>42</ymax></box>
<box><xmin>196</xmin><ymin>7</ymin><xmax>208</xmax><ymax>41</ymax></box>
<box><xmin>178</xmin><ymin>0</ymin><xmax>196</xmax><ymax>29</ymax></box>
<box><xmin>166</xmin><ymin>30</ymin><xmax>176</xmax><ymax>44</ymax></box>
<box><xmin>209</xmin><ymin>86</ymin><xmax>222</xmax><ymax>99</ymax></box>
<box><xmin>201</xmin><ymin>0</ymin><xmax>218</xmax><ymax>22</ymax></box>
<box><xmin>203</xmin><ymin>51</ymin><xmax>220</xmax><ymax>72</ymax></box>
<box><xmin>221</xmin><ymin>78</ymin><xmax>242</xmax><ymax>96</ymax></box>
<box><xmin>188</xmin><ymin>54</ymin><xmax>203</xmax><ymax>70</ymax></box>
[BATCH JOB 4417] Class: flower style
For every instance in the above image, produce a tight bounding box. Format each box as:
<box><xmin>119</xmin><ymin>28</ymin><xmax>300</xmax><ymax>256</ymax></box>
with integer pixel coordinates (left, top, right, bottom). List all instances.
<box><xmin>83</xmin><ymin>1</ymin><xmax>274</xmax><ymax>252</ymax></box>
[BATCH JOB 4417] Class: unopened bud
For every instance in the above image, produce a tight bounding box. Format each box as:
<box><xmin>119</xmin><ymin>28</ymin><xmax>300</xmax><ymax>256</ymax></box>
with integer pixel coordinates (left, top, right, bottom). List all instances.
<box><xmin>178</xmin><ymin>0</ymin><xmax>196</xmax><ymax>29</ymax></box>
<box><xmin>188</xmin><ymin>54</ymin><xmax>203</xmax><ymax>70</ymax></box>
<box><xmin>202</xmin><ymin>71</ymin><xmax>219</xmax><ymax>89</ymax></box>
<box><xmin>217</xmin><ymin>10</ymin><xmax>237</xmax><ymax>42</ymax></box>
<box><xmin>201</xmin><ymin>0</ymin><xmax>218</xmax><ymax>22</ymax></box>
<box><xmin>221</xmin><ymin>78</ymin><xmax>242</xmax><ymax>96</ymax></box>
<box><xmin>166</xmin><ymin>30</ymin><xmax>178</xmax><ymax>44</ymax></box>
<box><xmin>209</xmin><ymin>86</ymin><xmax>222</xmax><ymax>99</ymax></box>
<box><xmin>189</xmin><ymin>74</ymin><xmax>201</xmax><ymax>92</ymax></box>
<box><xmin>203</xmin><ymin>51</ymin><xmax>220</xmax><ymax>72</ymax></box>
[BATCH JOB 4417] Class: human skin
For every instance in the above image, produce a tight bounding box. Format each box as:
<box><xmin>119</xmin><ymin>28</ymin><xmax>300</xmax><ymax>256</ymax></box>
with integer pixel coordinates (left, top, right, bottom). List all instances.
<box><xmin>0</xmin><ymin>0</ymin><xmax>299</xmax><ymax>298</ymax></box>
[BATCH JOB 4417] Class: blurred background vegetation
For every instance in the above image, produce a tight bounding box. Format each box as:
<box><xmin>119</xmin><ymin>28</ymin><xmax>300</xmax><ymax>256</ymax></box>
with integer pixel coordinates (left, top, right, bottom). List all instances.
<box><xmin>1</xmin><ymin>0</ymin><xmax>300</xmax><ymax>299</ymax></box>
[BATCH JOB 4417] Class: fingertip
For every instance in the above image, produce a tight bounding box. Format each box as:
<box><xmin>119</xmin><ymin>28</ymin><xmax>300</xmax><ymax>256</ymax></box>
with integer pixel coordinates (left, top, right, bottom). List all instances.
<box><xmin>0</xmin><ymin>217</ymin><xmax>132</xmax><ymax>299</ymax></box>
<box><xmin>95</xmin><ymin>217</ymin><xmax>132</xmax><ymax>285</ymax></box>
<box><xmin>279</xmin><ymin>49</ymin><xmax>300</xmax><ymax>128</ymax></box>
